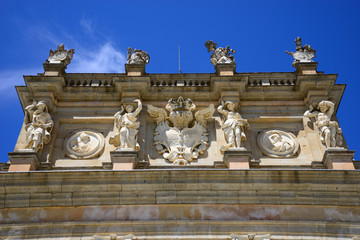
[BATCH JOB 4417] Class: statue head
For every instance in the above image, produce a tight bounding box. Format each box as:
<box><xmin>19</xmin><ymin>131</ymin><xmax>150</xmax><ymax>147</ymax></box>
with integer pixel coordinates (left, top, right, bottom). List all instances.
<box><xmin>318</xmin><ymin>101</ymin><xmax>331</xmax><ymax>113</ymax></box>
<box><xmin>58</xmin><ymin>43</ymin><xmax>65</xmax><ymax>51</ymax></box>
<box><xmin>295</xmin><ymin>37</ymin><xmax>302</xmax><ymax>50</ymax></box>
<box><xmin>36</xmin><ymin>101</ymin><xmax>48</xmax><ymax>112</ymax></box>
<box><xmin>224</xmin><ymin>101</ymin><xmax>237</xmax><ymax>111</ymax></box>
<box><xmin>126</xmin><ymin>105</ymin><xmax>134</xmax><ymax>113</ymax></box>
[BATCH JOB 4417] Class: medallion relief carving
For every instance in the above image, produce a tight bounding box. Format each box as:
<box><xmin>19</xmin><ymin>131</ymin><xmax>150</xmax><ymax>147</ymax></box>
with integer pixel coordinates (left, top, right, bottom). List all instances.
<box><xmin>147</xmin><ymin>96</ymin><xmax>215</xmax><ymax>165</ymax></box>
<box><xmin>257</xmin><ymin>130</ymin><xmax>299</xmax><ymax>158</ymax></box>
<box><xmin>64</xmin><ymin>130</ymin><xmax>105</xmax><ymax>159</ymax></box>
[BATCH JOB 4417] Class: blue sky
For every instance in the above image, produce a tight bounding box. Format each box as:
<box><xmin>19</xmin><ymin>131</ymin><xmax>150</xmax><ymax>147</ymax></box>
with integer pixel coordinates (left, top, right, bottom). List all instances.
<box><xmin>0</xmin><ymin>0</ymin><xmax>359</xmax><ymax>162</ymax></box>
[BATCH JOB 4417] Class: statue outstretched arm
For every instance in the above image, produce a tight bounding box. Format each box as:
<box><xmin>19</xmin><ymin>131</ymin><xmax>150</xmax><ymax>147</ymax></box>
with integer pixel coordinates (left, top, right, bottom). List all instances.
<box><xmin>304</xmin><ymin>105</ymin><xmax>318</xmax><ymax>118</ymax></box>
<box><xmin>132</xmin><ymin>99</ymin><xmax>142</xmax><ymax>116</ymax></box>
<box><xmin>217</xmin><ymin>103</ymin><xmax>229</xmax><ymax>116</ymax></box>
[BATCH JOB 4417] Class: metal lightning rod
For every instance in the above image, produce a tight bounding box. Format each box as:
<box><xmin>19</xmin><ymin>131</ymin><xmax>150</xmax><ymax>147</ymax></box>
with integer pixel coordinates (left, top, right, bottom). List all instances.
<box><xmin>178</xmin><ymin>42</ymin><xmax>182</xmax><ymax>74</ymax></box>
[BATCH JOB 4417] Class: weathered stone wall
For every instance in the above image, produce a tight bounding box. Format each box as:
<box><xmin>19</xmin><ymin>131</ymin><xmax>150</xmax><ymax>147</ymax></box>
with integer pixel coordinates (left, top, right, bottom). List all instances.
<box><xmin>0</xmin><ymin>169</ymin><xmax>359</xmax><ymax>239</ymax></box>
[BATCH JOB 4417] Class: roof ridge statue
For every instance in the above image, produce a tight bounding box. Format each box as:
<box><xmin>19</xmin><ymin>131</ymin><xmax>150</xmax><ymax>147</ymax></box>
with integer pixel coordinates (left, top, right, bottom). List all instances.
<box><xmin>46</xmin><ymin>43</ymin><xmax>75</xmax><ymax>66</ymax></box>
<box><xmin>205</xmin><ymin>40</ymin><xmax>236</xmax><ymax>65</ymax></box>
<box><xmin>127</xmin><ymin>47</ymin><xmax>150</xmax><ymax>65</ymax></box>
<box><xmin>285</xmin><ymin>37</ymin><xmax>316</xmax><ymax>67</ymax></box>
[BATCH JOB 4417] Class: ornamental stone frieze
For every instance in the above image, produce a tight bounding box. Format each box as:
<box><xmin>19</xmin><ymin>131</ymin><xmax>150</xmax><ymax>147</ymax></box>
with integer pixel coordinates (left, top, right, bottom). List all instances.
<box><xmin>147</xmin><ymin>97</ymin><xmax>215</xmax><ymax>165</ymax></box>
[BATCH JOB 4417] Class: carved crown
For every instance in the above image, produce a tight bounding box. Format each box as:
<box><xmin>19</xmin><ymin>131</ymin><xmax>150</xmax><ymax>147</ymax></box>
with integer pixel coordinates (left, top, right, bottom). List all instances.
<box><xmin>166</xmin><ymin>96</ymin><xmax>196</xmax><ymax>112</ymax></box>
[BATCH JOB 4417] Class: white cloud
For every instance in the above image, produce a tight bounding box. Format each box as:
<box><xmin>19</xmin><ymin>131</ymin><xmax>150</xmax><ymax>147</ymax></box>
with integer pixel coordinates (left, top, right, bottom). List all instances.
<box><xmin>80</xmin><ymin>17</ymin><xmax>94</xmax><ymax>35</ymax></box>
<box><xmin>68</xmin><ymin>42</ymin><xmax>126</xmax><ymax>73</ymax></box>
<box><xmin>0</xmin><ymin>68</ymin><xmax>41</xmax><ymax>91</ymax></box>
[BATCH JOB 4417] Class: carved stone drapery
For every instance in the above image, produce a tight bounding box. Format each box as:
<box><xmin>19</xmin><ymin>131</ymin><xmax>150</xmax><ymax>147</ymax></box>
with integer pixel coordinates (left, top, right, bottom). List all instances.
<box><xmin>217</xmin><ymin>101</ymin><xmax>249</xmax><ymax>153</ymax></box>
<box><xmin>24</xmin><ymin>101</ymin><xmax>53</xmax><ymax>152</ymax></box>
<box><xmin>109</xmin><ymin>99</ymin><xmax>142</xmax><ymax>151</ymax></box>
<box><xmin>147</xmin><ymin>97</ymin><xmax>214</xmax><ymax>165</ymax></box>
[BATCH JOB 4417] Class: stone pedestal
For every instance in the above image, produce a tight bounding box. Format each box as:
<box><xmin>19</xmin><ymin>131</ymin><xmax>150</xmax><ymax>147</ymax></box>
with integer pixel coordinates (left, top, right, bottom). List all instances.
<box><xmin>43</xmin><ymin>62</ymin><xmax>67</xmax><ymax>76</ymax></box>
<box><xmin>322</xmin><ymin>148</ymin><xmax>355</xmax><ymax>170</ymax></box>
<box><xmin>215</xmin><ymin>63</ymin><xmax>236</xmax><ymax>76</ymax></box>
<box><xmin>110</xmin><ymin>150</ymin><xmax>138</xmax><ymax>170</ymax></box>
<box><xmin>8</xmin><ymin>150</ymin><xmax>40</xmax><ymax>172</ymax></box>
<box><xmin>295</xmin><ymin>62</ymin><xmax>318</xmax><ymax>75</ymax></box>
<box><xmin>125</xmin><ymin>64</ymin><xmax>146</xmax><ymax>76</ymax></box>
<box><xmin>223</xmin><ymin>148</ymin><xmax>252</xmax><ymax>169</ymax></box>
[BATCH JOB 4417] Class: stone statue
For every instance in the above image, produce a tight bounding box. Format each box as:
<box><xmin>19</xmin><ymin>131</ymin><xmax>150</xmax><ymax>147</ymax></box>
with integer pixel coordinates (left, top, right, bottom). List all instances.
<box><xmin>304</xmin><ymin>100</ymin><xmax>343</xmax><ymax>148</ymax></box>
<box><xmin>127</xmin><ymin>48</ymin><xmax>150</xmax><ymax>65</ymax></box>
<box><xmin>217</xmin><ymin>101</ymin><xmax>249</xmax><ymax>153</ymax></box>
<box><xmin>205</xmin><ymin>40</ymin><xmax>235</xmax><ymax>65</ymax></box>
<box><xmin>46</xmin><ymin>43</ymin><xmax>75</xmax><ymax>65</ymax></box>
<box><xmin>147</xmin><ymin>97</ymin><xmax>215</xmax><ymax>165</ymax></box>
<box><xmin>24</xmin><ymin>101</ymin><xmax>53</xmax><ymax>152</ymax></box>
<box><xmin>109</xmin><ymin>99</ymin><xmax>142</xmax><ymax>151</ymax></box>
<box><xmin>229</xmin><ymin>233</ymin><xmax>271</xmax><ymax>240</ymax></box>
<box><xmin>285</xmin><ymin>37</ymin><xmax>316</xmax><ymax>67</ymax></box>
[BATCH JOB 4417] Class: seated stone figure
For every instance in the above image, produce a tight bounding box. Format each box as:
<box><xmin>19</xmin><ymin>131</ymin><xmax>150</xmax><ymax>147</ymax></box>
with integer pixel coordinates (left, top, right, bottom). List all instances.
<box><xmin>24</xmin><ymin>101</ymin><xmax>53</xmax><ymax>152</ymax></box>
<box><xmin>109</xmin><ymin>99</ymin><xmax>142</xmax><ymax>151</ymax></box>
<box><xmin>46</xmin><ymin>43</ymin><xmax>74</xmax><ymax>65</ymax></box>
<box><xmin>304</xmin><ymin>100</ymin><xmax>343</xmax><ymax>148</ymax></box>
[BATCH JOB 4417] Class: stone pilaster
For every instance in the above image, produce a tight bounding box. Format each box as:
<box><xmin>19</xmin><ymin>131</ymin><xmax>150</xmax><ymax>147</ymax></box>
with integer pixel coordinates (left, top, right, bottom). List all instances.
<box><xmin>8</xmin><ymin>150</ymin><xmax>40</xmax><ymax>172</ymax></box>
<box><xmin>110</xmin><ymin>150</ymin><xmax>138</xmax><ymax>170</ymax></box>
<box><xmin>223</xmin><ymin>148</ymin><xmax>252</xmax><ymax>169</ymax></box>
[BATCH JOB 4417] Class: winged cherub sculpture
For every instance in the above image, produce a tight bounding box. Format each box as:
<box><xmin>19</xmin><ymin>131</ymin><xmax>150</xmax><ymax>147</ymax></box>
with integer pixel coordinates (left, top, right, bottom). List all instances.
<box><xmin>147</xmin><ymin>97</ymin><xmax>215</xmax><ymax>165</ymax></box>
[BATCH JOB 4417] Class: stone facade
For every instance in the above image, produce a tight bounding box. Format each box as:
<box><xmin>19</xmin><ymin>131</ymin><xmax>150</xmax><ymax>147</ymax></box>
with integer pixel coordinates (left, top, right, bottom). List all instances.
<box><xmin>1</xmin><ymin>41</ymin><xmax>359</xmax><ymax>239</ymax></box>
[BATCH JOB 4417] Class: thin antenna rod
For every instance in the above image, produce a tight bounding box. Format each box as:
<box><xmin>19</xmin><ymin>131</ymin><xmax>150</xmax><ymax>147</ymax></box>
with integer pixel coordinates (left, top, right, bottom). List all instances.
<box><xmin>178</xmin><ymin>42</ymin><xmax>182</xmax><ymax>74</ymax></box>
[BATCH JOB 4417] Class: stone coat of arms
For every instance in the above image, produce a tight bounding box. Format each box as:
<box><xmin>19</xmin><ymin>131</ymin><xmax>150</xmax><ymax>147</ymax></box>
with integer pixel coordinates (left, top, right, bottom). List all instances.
<box><xmin>147</xmin><ymin>97</ymin><xmax>215</xmax><ymax>165</ymax></box>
